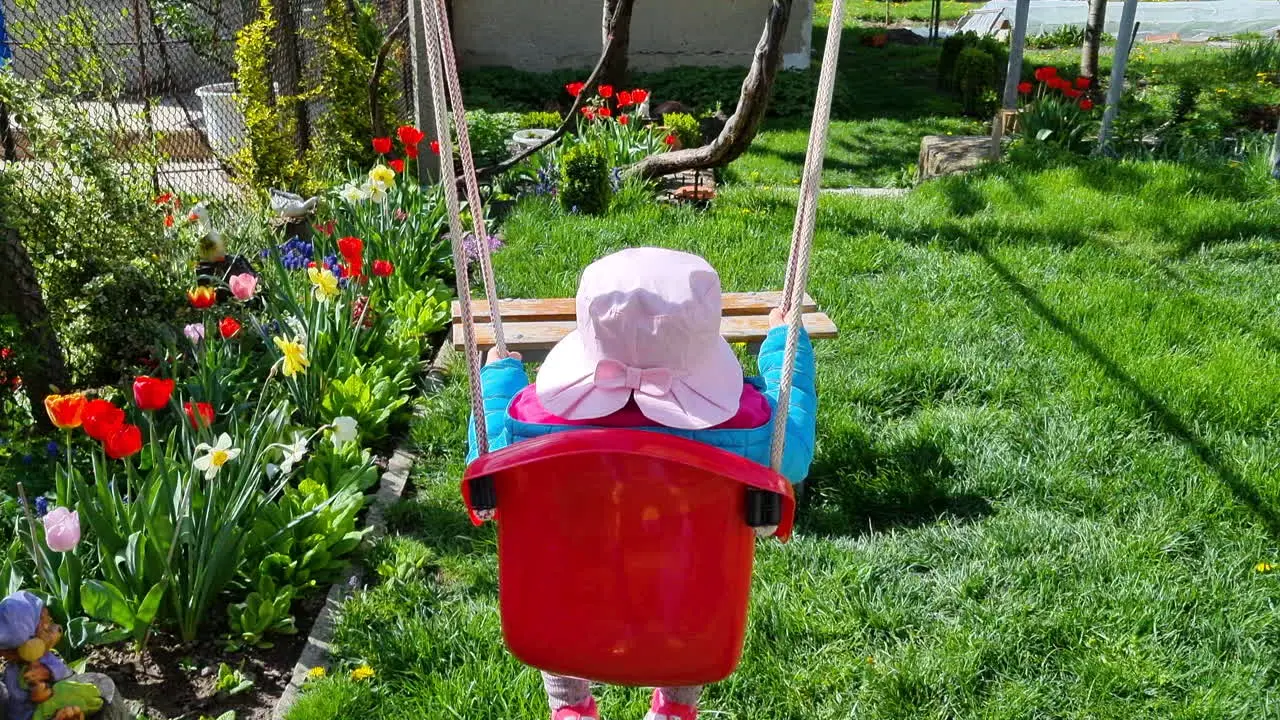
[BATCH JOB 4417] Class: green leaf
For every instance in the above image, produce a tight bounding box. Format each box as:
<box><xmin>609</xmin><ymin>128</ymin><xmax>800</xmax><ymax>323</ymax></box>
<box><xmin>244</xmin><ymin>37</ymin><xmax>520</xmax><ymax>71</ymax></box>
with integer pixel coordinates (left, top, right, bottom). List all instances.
<box><xmin>135</xmin><ymin>582</ymin><xmax>167</xmax><ymax>628</ymax></box>
<box><xmin>81</xmin><ymin>580</ymin><xmax>136</xmax><ymax>629</ymax></box>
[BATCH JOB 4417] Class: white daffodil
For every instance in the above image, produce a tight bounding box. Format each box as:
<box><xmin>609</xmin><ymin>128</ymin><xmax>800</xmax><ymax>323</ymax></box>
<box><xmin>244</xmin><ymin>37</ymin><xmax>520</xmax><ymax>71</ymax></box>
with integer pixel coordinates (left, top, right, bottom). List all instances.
<box><xmin>193</xmin><ymin>432</ymin><xmax>241</xmax><ymax>480</ymax></box>
<box><xmin>277</xmin><ymin>431</ymin><xmax>309</xmax><ymax>474</ymax></box>
<box><xmin>339</xmin><ymin>183</ymin><xmax>368</xmax><ymax>204</ymax></box>
<box><xmin>363</xmin><ymin>181</ymin><xmax>388</xmax><ymax>204</ymax></box>
<box><xmin>331</xmin><ymin>416</ymin><xmax>359</xmax><ymax>446</ymax></box>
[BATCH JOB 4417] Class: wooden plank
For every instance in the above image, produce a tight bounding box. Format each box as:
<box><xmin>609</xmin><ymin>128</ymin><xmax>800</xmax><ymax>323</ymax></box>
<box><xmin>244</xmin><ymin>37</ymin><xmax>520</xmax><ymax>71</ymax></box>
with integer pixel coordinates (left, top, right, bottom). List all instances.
<box><xmin>454</xmin><ymin>312</ymin><xmax>839</xmax><ymax>352</ymax></box>
<box><xmin>452</xmin><ymin>291</ymin><xmax>819</xmax><ymax>322</ymax></box>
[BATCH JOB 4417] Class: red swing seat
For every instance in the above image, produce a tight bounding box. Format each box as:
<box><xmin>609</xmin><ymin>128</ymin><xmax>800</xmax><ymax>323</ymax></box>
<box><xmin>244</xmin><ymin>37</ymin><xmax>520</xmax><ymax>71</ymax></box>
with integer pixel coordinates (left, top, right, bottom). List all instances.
<box><xmin>462</xmin><ymin>429</ymin><xmax>796</xmax><ymax>687</ymax></box>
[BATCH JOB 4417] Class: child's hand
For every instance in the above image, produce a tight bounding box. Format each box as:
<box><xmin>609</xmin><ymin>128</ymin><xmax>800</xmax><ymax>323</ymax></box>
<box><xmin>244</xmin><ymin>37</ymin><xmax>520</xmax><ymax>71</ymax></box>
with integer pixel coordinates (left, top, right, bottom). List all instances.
<box><xmin>769</xmin><ymin>308</ymin><xmax>786</xmax><ymax>328</ymax></box>
<box><xmin>486</xmin><ymin>348</ymin><xmax>522</xmax><ymax>365</ymax></box>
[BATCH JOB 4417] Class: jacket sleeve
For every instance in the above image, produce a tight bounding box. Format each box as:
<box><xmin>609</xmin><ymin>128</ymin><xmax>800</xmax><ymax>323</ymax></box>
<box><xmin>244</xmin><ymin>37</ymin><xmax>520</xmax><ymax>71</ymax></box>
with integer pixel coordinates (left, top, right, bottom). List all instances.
<box><xmin>466</xmin><ymin>357</ymin><xmax>530</xmax><ymax>464</ymax></box>
<box><xmin>757</xmin><ymin>325</ymin><xmax>818</xmax><ymax>484</ymax></box>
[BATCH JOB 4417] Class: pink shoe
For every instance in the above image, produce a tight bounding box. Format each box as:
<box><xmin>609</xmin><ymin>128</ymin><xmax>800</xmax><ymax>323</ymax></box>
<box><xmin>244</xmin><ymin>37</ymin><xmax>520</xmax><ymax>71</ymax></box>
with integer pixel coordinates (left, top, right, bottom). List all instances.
<box><xmin>553</xmin><ymin>697</ymin><xmax>599</xmax><ymax>720</ymax></box>
<box><xmin>644</xmin><ymin>690</ymin><xmax>697</xmax><ymax>720</ymax></box>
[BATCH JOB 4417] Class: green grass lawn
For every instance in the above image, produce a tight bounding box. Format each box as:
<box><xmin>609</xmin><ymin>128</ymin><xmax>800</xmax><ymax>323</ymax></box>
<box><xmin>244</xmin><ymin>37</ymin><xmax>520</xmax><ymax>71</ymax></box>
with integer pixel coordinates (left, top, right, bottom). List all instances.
<box><xmin>288</xmin><ymin>149</ymin><xmax>1280</xmax><ymax>719</ymax></box>
<box><xmin>819</xmin><ymin>0</ymin><xmax>982</xmax><ymax>24</ymax></box>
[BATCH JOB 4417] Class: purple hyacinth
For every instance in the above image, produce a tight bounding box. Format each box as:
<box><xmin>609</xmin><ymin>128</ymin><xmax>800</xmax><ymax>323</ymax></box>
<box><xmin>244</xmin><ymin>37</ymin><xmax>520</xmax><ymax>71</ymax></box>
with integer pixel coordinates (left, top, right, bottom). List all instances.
<box><xmin>462</xmin><ymin>232</ymin><xmax>505</xmax><ymax>263</ymax></box>
<box><xmin>34</xmin><ymin>497</ymin><xmax>48</xmax><ymax>518</ymax></box>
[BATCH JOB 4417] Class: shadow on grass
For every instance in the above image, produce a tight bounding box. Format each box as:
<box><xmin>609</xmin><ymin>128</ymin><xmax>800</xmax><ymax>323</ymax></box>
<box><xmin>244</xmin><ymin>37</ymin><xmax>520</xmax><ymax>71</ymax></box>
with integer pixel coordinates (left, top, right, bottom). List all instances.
<box><xmin>975</xmin><ymin>240</ymin><xmax>1280</xmax><ymax>539</ymax></box>
<box><xmin>800</xmin><ymin>427</ymin><xmax>995</xmax><ymax>537</ymax></box>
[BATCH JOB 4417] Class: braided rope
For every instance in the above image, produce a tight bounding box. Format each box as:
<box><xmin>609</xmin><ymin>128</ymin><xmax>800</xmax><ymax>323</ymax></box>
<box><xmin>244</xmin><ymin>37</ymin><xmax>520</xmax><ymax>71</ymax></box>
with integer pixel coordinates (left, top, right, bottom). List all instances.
<box><xmin>431</xmin><ymin>0</ymin><xmax>508</xmax><ymax>357</ymax></box>
<box><xmin>770</xmin><ymin>0</ymin><xmax>845</xmax><ymax>472</ymax></box>
<box><xmin>419</xmin><ymin>0</ymin><xmax>489</xmax><ymax>453</ymax></box>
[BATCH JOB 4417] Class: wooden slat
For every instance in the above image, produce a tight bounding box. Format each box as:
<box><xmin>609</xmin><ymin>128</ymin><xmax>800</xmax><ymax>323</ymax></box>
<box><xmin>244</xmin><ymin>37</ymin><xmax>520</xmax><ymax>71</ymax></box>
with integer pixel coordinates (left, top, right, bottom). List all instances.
<box><xmin>452</xmin><ymin>291</ymin><xmax>818</xmax><ymax>322</ymax></box>
<box><xmin>454</xmin><ymin>312</ymin><xmax>838</xmax><ymax>352</ymax></box>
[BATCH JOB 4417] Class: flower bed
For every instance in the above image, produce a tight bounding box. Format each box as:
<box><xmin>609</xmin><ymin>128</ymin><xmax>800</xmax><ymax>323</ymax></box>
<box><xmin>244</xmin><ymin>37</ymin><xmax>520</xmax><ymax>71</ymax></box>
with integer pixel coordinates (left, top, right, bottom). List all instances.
<box><xmin>0</xmin><ymin>127</ymin><xmax>466</xmax><ymax>719</ymax></box>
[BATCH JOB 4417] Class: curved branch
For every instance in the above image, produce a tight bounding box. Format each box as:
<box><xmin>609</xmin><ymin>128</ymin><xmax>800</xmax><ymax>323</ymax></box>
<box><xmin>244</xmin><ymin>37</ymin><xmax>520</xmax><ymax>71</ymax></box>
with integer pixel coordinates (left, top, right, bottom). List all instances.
<box><xmin>626</xmin><ymin>0</ymin><xmax>794</xmax><ymax>180</ymax></box>
<box><xmin>371</xmin><ymin>14</ymin><xmax>410</xmax><ymax>139</ymax></box>
<box><xmin>468</xmin><ymin>0</ymin><xmax>637</xmax><ymax>185</ymax></box>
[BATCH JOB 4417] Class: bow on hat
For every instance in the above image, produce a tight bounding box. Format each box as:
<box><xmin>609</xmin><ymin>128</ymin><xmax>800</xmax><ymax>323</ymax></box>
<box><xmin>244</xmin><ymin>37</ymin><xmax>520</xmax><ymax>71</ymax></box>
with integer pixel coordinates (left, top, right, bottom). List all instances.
<box><xmin>593</xmin><ymin>360</ymin><xmax>674</xmax><ymax>397</ymax></box>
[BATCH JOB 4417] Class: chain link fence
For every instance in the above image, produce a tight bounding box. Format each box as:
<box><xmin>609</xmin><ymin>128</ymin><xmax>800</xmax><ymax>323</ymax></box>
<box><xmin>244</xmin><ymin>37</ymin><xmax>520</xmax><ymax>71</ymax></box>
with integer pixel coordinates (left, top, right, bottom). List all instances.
<box><xmin>0</xmin><ymin>0</ymin><xmax>412</xmax><ymax>199</ymax></box>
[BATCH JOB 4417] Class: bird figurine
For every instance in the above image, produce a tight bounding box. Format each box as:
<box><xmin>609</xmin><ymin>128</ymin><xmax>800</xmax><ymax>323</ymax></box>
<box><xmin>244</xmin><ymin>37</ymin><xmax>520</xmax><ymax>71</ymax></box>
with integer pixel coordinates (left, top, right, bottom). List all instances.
<box><xmin>188</xmin><ymin>202</ymin><xmax>226</xmax><ymax>263</ymax></box>
<box><xmin>269</xmin><ymin>188</ymin><xmax>320</xmax><ymax>220</ymax></box>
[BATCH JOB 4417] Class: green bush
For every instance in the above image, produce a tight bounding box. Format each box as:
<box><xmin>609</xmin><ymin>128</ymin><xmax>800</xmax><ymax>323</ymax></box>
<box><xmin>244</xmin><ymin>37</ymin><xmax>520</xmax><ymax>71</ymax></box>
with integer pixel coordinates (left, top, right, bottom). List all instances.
<box><xmin>520</xmin><ymin>111</ymin><xmax>563</xmax><ymax>130</ymax></box>
<box><xmin>955</xmin><ymin>47</ymin><xmax>999</xmax><ymax>117</ymax></box>
<box><xmin>462</xmin><ymin>110</ymin><xmax>521</xmax><ymax>165</ymax></box>
<box><xmin>559</xmin><ymin>144</ymin><xmax>611</xmax><ymax>215</ymax></box>
<box><xmin>939</xmin><ymin>34</ymin><xmax>968</xmax><ymax>89</ymax></box>
<box><xmin>232</xmin><ymin>0</ymin><xmax>306</xmax><ymax>193</ymax></box>
<box><xmin>0</xmin><ymin>79</ymin><xmax>185</xmax><ymax>386</ymax></box>
<box><xmin>663</xmin><ymin>112</ymin><xmax>702</xmax><ymax>148</ymax></box>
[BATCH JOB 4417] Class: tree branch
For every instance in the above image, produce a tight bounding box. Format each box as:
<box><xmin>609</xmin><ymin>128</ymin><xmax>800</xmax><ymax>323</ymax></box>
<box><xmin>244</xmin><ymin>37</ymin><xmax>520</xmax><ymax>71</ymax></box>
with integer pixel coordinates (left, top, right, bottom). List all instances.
<box><xmin>469</xmin><ymin>0</ymin><xmax>637</xmax><ymax>185</ymax></box>
<box><xmin>627</xmin><ymin>0</ymin><xmax>794</xmax><ymax>180</ymax></box>
<box><xmin>371</xmin><ymin>14</ymin><xmax>410</xmax><ymax>139</ymax></box>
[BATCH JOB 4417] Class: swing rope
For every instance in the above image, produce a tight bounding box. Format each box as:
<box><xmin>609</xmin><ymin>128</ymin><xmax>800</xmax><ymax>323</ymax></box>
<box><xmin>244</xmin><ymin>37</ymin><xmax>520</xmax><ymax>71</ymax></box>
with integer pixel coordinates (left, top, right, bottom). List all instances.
<box><xmin>418</xmin><ymin>0</ymin><xmax>500</xmax><ymax>453</ymax></box>
<box><xmin>770</xmin><ymin>0</ymin><xmax>844</xmax><ymax>473</ymax></box>
<box><xmin>422</xmin><ymin>0</ymin><xmax>847</xmax><ymax>468</ymax></box>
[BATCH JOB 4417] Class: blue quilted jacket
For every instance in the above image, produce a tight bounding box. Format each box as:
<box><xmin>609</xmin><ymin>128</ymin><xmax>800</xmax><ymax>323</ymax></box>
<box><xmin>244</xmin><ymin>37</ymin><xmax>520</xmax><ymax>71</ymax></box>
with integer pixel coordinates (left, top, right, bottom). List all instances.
<box><xmin>467</xmin><ymin>326</ymin><xmax>817</xmax><ymax>484</ymax></box>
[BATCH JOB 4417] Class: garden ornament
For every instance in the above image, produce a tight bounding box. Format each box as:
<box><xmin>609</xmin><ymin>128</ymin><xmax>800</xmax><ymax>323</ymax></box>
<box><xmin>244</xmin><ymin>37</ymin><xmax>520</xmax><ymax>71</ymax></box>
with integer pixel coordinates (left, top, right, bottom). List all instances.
<box><xmin>268</xmin><ymin>189</ymin><xmax>320</xmax><ymax>220</ymax></box>
<box><xmin>0</xmin><ymin>591</ymin><xmax>125</xmax><ymax>720</ymax></box>
<box><xmin>189</xmin><ymin>202</ymin><xmax>226</xmax><ymax>263</ymax></box>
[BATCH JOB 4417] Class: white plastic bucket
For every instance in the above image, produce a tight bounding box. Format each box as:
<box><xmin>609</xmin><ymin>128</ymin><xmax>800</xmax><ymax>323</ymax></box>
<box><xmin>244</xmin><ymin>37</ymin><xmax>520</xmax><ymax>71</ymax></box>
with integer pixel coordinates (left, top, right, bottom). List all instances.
<box><xmin>195</xmin><ymin>82</ymin><xmax>247</xmax><ymax>157</ymax></box>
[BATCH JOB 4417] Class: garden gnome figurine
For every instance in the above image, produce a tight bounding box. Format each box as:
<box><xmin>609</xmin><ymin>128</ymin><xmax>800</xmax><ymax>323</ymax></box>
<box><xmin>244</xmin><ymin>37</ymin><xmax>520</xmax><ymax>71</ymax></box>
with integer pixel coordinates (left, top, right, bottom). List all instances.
<box><xmin>189</xmin><ymin>202</ymin><xmax>226</xmax><ymax>263</ymax></box>
<box><xmin>0</xmin><ymin>591</ymin><xmax>125</xmax><ymax>720</ymax></box>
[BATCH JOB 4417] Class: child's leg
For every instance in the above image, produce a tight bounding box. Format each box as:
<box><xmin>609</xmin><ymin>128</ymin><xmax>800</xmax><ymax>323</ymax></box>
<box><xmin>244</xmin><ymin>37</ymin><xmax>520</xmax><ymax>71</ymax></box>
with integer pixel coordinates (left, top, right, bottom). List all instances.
<box><xmin>647</xmin><ymin>686</ymin><xmax>703</xmax><ymax>719</ymax></box>
<box><xmin>543</xmin><ymin>672</ymin><xmax>593</xmax><ymax>710</ymax></box>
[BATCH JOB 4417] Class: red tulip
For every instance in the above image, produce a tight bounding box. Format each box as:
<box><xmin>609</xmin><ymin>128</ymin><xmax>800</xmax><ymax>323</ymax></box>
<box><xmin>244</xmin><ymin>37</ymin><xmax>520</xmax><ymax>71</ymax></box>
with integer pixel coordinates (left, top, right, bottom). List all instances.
<box><xmin>45</xmin><ymin>394</ymin><xmax>86</xmax><ymax>430</ymax></box>
<box><xmin>338</xmin><ymin>236</ymin><xmax>364</xmax><ymax>265</ymax></box>
<box><xmin>405</xmin><ymin>144</ymin><xmax>420</xmax><ymax>159</ymax></box>
<box><xmin>617</xmin><ymin>90</ymin><xmax>633</xmax><ymax>107</ymax></box>
<box><xmin>164</xmin><ymin>215</ymin><xmax>175</xmax><ymax>228</ymax></box>
<box><xmin>389</xmin><ymin>158</ymin><xmax>405</xmax><ymax>174</ymax></box>
<box><xmin>1079</xmin><ymin>98</ymin><xmax>1095</xmax><ymax>111</ymax></box>
<box><xmin>597</xmin><ymin>106</ymin><xmax>612</xmax><ymax>118</ymax></box>
<box><xmin>631</xmin><ymin>89</ymin><xmax>649</xmax><ymax>104</ymax></box>
<box><xmin>664</xmin><ymin>134</ymin><xmax>677</xmax><ymax>146</ymax></box>
<box><xmin>372</xmin><ymin>137</ymin><xmax>392</xmax><ymax>154</ymax></box>
<box><xmin>82</xmin><ymin>399</ymin><xmax>125</xmax><ymax>442</ymax></box>
<box><xmin>430</xmin><ymin>140</ymin><xmax>440</xmax><ymax>155</ymax></box>
<box><xmin>581</xmin><ymin>107</ymin><xmax>596</xmax><ymax>120</ymax></box>
<box><xmin>565</xmin><ymin>81</ymin><xmax>585</xmax><ymax>97</ymax></box>
<box><xmin>132</xmin><ymin>376</ymin><xmax>174</xmax><ymax>411</ymax></box>
<box><xmin>183</xmin><ymin>401</ymin><xmax>214</xmax><ymax>429</ymax></box>
<box><xmin>104</xmin><ymin>423</ymin><xmax>143</xmax><ymax>460</ymax></box>
<box><xmin>618</xmin><ymin>115</ymin><xmax>630</xmax><ymax>126</ymax></box>
<box><xmin>218</xmin><ymin>317</ymin><xmax>242</xmax><ymax>339</ymax></box>
<box><xmin>1017</xmin><ymin>81</ymin><xmax>1033</xmax><ymax>94</ymax></box>
<box><xmin>1075</xmin><ymin>76</ymin><xmax>1091</xmax><ymax>90</ymax></box>
<box><xmin>372</xmin><ymin>259</ymin><xmax>394</xmax><ymax>277</ymax></box>
<box><xmin>1064</xmin><ymin>88</ymin><xmax>1083</xmax><ymax>99</ymax></box>
<box><xmin>1033</xmin><ymin>66</ymin><xmax>1058</xmax><ymax>82</ymax></box>
<box><xmin>598</xmin><ymin>84</ymin><xmax>614</xmax><ymax>98</ymax></box>
<box><xmin>397</xmin><ymin>125</ymin><xmax>425</xmax><ymax>147</ymax></box>
<box><xmin>187</xmin><ymin>286</ymin><xmax>216</xmax><ymax>309</ymax></box>
<box><xmin>153</xmin><ymin>193</ymin><xmax>174</xmax><ymax>205</ymax></box>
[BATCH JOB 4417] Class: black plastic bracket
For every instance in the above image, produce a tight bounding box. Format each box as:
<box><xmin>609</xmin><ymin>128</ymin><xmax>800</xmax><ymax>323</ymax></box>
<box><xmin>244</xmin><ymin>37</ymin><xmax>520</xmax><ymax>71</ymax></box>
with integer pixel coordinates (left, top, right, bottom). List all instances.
<box><xmin>469</xmin><ymin>475</ymin><xmax>497</xmax><ymax>512</ymax></box>
<box><xmin>745</xmin><ymin>488</ymin><xmax>782</xmax><ymax>528</ymax></box>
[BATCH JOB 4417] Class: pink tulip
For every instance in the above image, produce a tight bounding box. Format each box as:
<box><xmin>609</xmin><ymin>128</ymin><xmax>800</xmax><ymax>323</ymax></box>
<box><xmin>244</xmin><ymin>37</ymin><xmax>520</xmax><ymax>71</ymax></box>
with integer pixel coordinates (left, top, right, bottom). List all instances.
<box><xmin>229</xmin><ymin>273</ymin><xmax>258</xmax><ymax>301</ymax></box>
<box><xmin>43</xmin><ymin>507</ymin><xmax>81</xmax><ymax>552</ymax></box>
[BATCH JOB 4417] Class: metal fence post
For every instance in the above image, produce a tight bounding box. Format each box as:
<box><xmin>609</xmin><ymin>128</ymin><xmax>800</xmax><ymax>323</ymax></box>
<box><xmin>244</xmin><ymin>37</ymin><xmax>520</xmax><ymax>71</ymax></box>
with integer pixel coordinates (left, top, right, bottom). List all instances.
<box><xmin>407</xmin><ymin>0</ymin><xmax>439</xmax><ymax>183</ymax></box>
<box><xmin>1098</xmin><ymin>0</ymin><xmax>1140</xmax><ymax>154</ymax></box>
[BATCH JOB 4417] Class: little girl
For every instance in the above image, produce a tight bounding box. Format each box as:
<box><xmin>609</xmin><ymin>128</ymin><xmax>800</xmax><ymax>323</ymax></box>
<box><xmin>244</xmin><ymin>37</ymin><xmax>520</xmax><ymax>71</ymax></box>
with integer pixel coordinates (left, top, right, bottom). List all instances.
<box><xmin>468</xmin><ymin>247</ymin><xmax>817</xmax><ymax>720</ymax></box>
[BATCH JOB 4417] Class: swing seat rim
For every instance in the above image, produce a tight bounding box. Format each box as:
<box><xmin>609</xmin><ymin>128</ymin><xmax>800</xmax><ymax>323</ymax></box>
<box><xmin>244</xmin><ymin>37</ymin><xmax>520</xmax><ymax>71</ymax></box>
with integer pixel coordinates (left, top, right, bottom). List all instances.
<box><xmin>462</xmin><ymin>428</ymin><xmax>796</xmax><ymax>541</ymax></box>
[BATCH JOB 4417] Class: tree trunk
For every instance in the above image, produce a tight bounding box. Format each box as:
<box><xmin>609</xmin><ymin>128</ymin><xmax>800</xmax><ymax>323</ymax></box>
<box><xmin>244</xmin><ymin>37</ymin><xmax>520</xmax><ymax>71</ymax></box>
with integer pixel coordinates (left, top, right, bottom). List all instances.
<box><xmin>0</xmin><ymin>226</ymin><xmax>68</xmax><ymax>434</ymax></box>
<box><xmin>600</xmin><ymin>0</ymin><xmax>635</xmax><ymax>89</ymax></box>
<box><xmin>629</xmin><ymin>0</ymin><xmax>794</xmax><ymax>180</ymax></box>
<box><xmin>1272</xmin><ymin>117</ymin><xmax>1280</xmax><ymax>181</ymax></box>
<box><xmin>1080</xmin><ymin>0</ymin><xmax>1108</xmax><ymax>87</ymax></box>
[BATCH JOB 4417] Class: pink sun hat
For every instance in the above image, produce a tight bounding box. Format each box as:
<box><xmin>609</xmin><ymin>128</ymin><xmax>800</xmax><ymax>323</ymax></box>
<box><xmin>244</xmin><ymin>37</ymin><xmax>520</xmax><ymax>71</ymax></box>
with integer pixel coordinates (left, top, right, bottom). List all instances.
<box><xmin>535</xmin><ymin>247</ymin><xmax>744</xmax><ymax>430</ymax></box>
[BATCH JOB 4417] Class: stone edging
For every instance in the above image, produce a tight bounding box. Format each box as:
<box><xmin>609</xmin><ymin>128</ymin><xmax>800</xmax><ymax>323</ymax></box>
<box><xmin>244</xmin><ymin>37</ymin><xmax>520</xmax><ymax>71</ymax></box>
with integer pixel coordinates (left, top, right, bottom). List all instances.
<box><xmin>269</xmin><ymin>445</ymin><xmax>415</xmax><ymax>719</ymax></box>
<box><xmin>270</xmin><ymin>342</ymin><xmax>454</xmax><ymax>718</ymax></box>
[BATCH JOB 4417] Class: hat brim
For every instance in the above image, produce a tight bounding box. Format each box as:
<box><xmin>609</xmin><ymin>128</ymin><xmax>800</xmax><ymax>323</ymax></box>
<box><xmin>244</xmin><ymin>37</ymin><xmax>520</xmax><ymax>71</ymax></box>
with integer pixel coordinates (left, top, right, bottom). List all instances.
<box><xmin>536</xmin><ymin>331</ymin><xmax>744</xmax><ymax>430</ymax></box>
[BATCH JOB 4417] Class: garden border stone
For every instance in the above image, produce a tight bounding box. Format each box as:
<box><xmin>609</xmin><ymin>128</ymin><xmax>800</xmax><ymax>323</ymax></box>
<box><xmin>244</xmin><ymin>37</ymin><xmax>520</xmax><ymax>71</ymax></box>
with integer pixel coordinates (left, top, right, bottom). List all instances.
<box><xmin>269</xmin><ymin>444</ymin><xmax>416</xmax><ymax>719</ymax></box>
<box><xmin>271</xmin><ymin>340</ymin><xmax>456</xmax><ymax>718</ymax></box>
